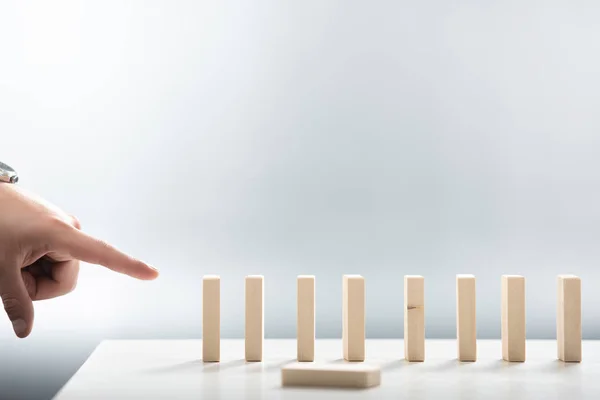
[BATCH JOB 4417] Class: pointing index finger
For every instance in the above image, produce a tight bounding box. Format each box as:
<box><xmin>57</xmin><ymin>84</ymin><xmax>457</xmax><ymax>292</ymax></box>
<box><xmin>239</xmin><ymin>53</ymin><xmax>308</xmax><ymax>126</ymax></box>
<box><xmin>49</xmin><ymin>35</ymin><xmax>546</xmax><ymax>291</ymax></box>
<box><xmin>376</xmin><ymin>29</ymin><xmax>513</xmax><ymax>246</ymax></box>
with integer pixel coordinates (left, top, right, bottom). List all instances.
<box><xmin>50</xmin><ymin>222</ymin><xmax>159</xmax><ymax>280</ymax></box>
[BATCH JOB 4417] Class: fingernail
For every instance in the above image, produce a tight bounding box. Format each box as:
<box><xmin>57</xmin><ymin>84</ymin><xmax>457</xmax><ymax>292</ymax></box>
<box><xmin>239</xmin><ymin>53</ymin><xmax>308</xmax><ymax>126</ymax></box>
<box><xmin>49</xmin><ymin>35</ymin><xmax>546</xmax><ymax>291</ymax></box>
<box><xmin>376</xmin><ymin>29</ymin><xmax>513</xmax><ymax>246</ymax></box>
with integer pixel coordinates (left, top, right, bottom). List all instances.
<box><xmin>12</xmin><ymin>319</ymin><xmax>27</xmax><ymax>337</ymax></box>
<box><xmin>149</xmin><ymin>264</ymin><xmax>159</xmax><ymax>272</ymax></box>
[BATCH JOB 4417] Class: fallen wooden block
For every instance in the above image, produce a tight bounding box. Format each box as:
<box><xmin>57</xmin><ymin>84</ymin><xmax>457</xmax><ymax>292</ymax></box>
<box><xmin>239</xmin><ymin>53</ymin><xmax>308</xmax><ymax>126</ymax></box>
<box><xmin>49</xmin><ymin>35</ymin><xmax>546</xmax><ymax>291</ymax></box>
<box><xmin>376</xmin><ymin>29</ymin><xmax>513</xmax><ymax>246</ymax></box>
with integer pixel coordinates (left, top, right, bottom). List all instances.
<box><xmin>557</xmin><ymin>274</ymin><xmax>582</xmax><ymax>362</ymax></box>
<box><xmin>281</xmin><ymin>362</ymin><xmax>381</xmax><ymax>389</ymax></box>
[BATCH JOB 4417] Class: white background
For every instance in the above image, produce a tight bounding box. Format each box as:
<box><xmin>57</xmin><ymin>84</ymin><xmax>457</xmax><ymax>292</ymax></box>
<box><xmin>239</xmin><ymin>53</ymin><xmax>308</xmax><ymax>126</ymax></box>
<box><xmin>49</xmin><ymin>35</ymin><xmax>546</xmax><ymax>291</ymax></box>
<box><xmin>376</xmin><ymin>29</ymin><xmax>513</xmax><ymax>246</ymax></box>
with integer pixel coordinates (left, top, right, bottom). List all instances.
<box><xmin>1</xmin><ymin>0</ymin><xmax>600</xmax><ymax>341</ymax></box>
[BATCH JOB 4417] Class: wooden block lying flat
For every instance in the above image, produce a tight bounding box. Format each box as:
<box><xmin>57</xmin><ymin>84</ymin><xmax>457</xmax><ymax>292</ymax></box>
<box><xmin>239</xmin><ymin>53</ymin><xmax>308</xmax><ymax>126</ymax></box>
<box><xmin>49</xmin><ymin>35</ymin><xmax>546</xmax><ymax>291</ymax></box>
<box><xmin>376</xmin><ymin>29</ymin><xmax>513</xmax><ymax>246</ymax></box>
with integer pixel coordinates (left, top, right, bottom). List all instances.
<box><xmin>343</xmin><ymin>275</ymin><xmax>365</xmax><ymax>361</ymax></box>
<box><xmin>245</xmin><ymin>275</ymin><xmax>264</xmax><ymax>362</ymax></box>
<box><xmin>281</xmin><ymin>362</ymin><xmax>380</xmax><ymax>389</ymax></box>
<box><xmin>404</xmin><ymin>275</ymin><xmax>425</xmax><ymax>361</ymax></box>
<box><xmin>501</xmin><ymin>275</ymin><xmax>526</xmax><ymax>362</ymax></box>
<box><xmin>297</xmin><ymin>275</ymin><xmax>315</xmax><ymax>362</ymax></box>
<box><xmin>202</xmin><ymin>275</ymin><xmax>220</xmax><ymax>362</ymax></box>
<box><xmin>557</xmin><ymin>275</ymin><xmax>582</xmax><ymax>362</ymax></box>
<box><xmin>456</xmin><ymin>274</ymin><xmax>477</xmax><ymax>362</ymax></box>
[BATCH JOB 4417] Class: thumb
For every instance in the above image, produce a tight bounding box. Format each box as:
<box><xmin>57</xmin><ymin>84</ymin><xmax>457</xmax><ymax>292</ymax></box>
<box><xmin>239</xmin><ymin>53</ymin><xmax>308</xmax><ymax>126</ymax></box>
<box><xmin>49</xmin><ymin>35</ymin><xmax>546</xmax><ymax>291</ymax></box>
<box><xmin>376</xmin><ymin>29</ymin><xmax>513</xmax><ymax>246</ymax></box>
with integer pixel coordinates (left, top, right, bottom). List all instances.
<box><xmin>0</xmin><ymin>261</ymin><xmax>34</xmax><ymax>338</ymax></box>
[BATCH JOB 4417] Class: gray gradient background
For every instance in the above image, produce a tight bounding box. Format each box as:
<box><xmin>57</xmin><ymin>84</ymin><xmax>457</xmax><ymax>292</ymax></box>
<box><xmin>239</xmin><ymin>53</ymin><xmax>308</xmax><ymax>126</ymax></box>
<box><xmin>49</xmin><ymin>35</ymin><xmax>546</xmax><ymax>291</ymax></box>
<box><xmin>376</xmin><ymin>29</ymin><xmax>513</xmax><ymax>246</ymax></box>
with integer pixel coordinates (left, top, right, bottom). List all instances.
<box><xmin>1</xmin><ymin>0</ymin><xmax>600</xmax><ymax>398</ymax></box>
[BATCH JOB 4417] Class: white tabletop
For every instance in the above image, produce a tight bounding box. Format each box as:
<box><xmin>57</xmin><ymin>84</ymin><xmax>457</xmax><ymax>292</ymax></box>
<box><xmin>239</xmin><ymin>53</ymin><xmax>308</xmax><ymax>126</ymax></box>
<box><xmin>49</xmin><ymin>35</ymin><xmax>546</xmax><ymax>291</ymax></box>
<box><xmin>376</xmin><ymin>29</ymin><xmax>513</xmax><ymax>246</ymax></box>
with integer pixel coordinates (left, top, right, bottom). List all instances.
<box><xmin>54</xmin><ymin>339</ymin><xmax>600</xmax><ymax>399</ymax></box>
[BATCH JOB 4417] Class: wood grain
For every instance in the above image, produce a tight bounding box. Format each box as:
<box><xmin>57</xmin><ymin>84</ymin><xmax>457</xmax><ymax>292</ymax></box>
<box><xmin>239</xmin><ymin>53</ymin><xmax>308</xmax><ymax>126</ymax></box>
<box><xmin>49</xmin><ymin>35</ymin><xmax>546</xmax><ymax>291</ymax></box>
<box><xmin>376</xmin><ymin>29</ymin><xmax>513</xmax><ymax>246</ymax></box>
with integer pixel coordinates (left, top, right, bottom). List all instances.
<box><xmin>282</xmin><ymin>362</ymin><xmax>380</xmax><ymax>388</ymax></box>
<box><xmin>343</xmin><ymin>275</ymin><xmax>365</xmax><ymax>361</ymax></box>
<box><xmin>405</xmin><ymin>275</ymin><xmax>425</xmax><ymax>362</ymax></box>
<box><xmin>557</xmin><ymin>275</ymin><xmax>581</xmax><ymax>362</ymax></box>
<box><xmin>297</xmin><ymin>275</ymin><xmax>315</xmax><ymax>362</ymax></box>
<box><xmin>501</xmin><ymin>275</ymin><xmax>526</xmax><ymax>362</ymax></box>
<box><xmin>202</xmin><ymin>275</ymin><xmax>220</xmax><ymax>362</ymax></box>
<box><xmin>456</xmin><ymin>274</ymin><xmax>476</xmax><ymax>362</ymax></box>
<box><xmin>245</xmin><ymin>275</ymin><xmax>264</xmax><ymax>362</ymax></box>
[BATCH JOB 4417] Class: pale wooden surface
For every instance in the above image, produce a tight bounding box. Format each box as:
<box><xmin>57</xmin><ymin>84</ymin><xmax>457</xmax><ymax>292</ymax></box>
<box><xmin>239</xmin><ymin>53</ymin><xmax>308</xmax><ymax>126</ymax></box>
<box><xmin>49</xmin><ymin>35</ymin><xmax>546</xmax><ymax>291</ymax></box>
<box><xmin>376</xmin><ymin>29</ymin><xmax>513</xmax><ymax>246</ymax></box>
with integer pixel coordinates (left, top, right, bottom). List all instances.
<box><xmin>501</xmin><ymin>275</ymin><xmax>526</xmax><ymax>362</ymax></box>
<box><xmin>245</xmin><ymin>275</ymin><xmax>264</xmax><ymax>361</ymax></box>
<box><xmin>54</xmin><ymin>339</ymin><xmax>600</xmax><ymax>400</ymax></box>
<box><xmin>202</xmin><ymin>275</ymin><xmax>220</xmax><ymax>362</ymax></box>
<box><xmin>557</xmin><ymin>275</ymin><xmax>582</xmax><ymax>362</ymax></box>
<box><xmin>297</xmin><ymin>275</ymin><xmax>315</xmax><ymax>362</ymax></box>
<box><xmin>343</xmin><ymin>275</ymin><xmax>365</xmax><ymax>361</ymax></box>
<box><xmin>404</xmin><ymin>275</ymin><xmax>425</xmax><ymax>361</ymax></box>
<box><xmin>456</xmin><ymin>274</ymin><xmax>476</xmax><ymax>361</ymax></box>
<box><xmin>282</xmin><ymin>361</ymin><xmax>381</xmax><ymax>388</ymax></box>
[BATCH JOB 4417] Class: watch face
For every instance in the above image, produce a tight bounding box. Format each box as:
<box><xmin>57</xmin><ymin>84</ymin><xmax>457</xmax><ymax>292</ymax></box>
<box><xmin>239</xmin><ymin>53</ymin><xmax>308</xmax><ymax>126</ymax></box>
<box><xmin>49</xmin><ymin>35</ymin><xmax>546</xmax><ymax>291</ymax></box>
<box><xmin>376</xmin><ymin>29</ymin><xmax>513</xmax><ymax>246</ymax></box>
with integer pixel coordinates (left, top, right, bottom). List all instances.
<box><xmin>0</xmin><ymin>161</ymin><xmax>18</xmax><ymax>183</ymax></box>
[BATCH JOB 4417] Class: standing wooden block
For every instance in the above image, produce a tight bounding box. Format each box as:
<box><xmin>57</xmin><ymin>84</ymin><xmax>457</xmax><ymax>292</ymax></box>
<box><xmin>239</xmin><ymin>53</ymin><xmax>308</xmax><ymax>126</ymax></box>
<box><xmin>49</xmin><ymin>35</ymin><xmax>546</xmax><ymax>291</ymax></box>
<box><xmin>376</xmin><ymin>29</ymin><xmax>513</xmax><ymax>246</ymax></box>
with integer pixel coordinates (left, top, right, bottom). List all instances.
<box><xmin>245</xmin><ymin>275</ymin><xmax>264</xmax><ymax>362</ymax></box>
<box><xmin>202</xmin><ymin>275</ymin><xmax>220</xmax><ymax>362</ymax></box>
<box><xmin>342</xmin><ymin>275</ymin><xmax>365</xmax><ymax>361</ymax></box>
<box><xmin>557</xmin><ymin>275</ymin><xmax>582</xmax><ymax>362</ymax></box>
<box><xmin>297</xmin><ymin>275</ymin><xmax>315</xmax><ymax>362</ymax></box>
<box><xmin>456</xmin><ymin>274</ymin><xmax>477</xmax><ymax>362</ymax></box>
<box><xmin>404</xmin><ymin>275</ymin><xmax>425</xmax><ymax>361</ymax></box>
<box><xmin>501</xmin><ymin>275</ymin><xmax>526</xmax><ymax>362</ymax></box>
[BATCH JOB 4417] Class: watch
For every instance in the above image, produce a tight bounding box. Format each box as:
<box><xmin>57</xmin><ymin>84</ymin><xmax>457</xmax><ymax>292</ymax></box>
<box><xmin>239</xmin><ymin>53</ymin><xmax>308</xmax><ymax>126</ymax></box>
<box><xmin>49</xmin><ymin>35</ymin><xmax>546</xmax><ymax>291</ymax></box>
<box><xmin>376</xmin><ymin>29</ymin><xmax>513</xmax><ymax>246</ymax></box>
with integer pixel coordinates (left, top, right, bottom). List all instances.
<box><xmin>0</xmin><ymin>161</ymin><xmax>18</xmax><ymax>183</ymax></box>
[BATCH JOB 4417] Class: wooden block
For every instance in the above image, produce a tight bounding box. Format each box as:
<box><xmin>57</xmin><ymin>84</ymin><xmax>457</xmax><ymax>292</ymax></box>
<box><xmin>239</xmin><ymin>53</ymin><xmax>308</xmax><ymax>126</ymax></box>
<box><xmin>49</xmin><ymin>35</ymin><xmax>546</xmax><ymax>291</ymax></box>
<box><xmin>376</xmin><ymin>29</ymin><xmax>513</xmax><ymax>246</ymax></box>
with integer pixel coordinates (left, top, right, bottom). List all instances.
<box><xmin>501</xmin><ymin>275</ymin><xmax>526</xmax><ymax>362</ymax></box>
<box><xmin>202</xmin><ymin>275</ymin><xmax>220</xmax><ymax>362</ymax></box>
<box><xmin>281</xmin><ymin>362</ymin><xmax>380</xmax><ymax>388</ymax></box>
<box><xmin>404</xmin><ymin>275</ymin><xmax>425</xmax><ymax>361</ymax></box>
<box><xmin>343</xmin><ymin>275</ymin><xmax>365</xmax><ymax>361</ymax></box>
<box><xmin>245</xmin><ymin>275</ymin><xmax>264</xmax><ymax>362</ymax></box>
<box><xmin>557</xmin><ymin>275</ymin><xmax>582</xmax><ymax>362</ymax></box>
<box><xmin>297</xmin><ymin>275</ymin><xmax>315</xmax><ymax>362</ymax></box>
<box><xmin>456</xmin><ymin>274</ymin><xmax>477</xmax><ymax>362</ymax></box>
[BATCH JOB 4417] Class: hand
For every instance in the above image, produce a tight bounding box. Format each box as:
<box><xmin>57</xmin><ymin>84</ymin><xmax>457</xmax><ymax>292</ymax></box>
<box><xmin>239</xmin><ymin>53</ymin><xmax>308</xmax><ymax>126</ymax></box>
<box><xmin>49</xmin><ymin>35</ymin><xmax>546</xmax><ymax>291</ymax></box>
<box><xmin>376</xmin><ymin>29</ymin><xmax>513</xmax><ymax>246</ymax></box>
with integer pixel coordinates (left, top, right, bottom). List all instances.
<box><xmin>0</xmin><ymin>183</ymin><xmax>159</xmax><ymax>338</ymax></box>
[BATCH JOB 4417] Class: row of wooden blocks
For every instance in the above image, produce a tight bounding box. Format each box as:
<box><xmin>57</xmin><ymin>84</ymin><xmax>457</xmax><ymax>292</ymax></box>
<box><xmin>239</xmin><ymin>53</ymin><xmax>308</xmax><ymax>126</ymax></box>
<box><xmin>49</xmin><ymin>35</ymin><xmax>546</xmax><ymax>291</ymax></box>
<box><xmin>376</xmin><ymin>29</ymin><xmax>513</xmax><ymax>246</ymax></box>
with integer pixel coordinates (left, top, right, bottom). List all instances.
<box><xmin>201</xmin><ymin>274</ymin><xmax>582</xmax><ymax>363</ymax></box>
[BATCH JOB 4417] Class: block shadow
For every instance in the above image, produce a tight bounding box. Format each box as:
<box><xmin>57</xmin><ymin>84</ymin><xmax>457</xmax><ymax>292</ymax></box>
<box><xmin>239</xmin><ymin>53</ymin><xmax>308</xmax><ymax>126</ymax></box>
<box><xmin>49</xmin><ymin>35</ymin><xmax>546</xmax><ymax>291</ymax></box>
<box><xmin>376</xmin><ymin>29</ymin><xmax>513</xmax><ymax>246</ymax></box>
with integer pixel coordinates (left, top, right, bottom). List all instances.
<box><xmin>421</xmin><ymin>359</ymin><xmax>459</xmax><ymax>372</ymax></box>
<box><xmin>474</xmin><ymin>359</ymin><xmax>523</xmax><ymax>372</ymax></box>
<box><xmin>244</xmin><ymin>359</ymin><xmax>297</xmax><ymax>374</ymax></box>
<box><xmin>330</xmin><ymin>358</ymin><xmax>374</xmax><ymax>364</ymax></box>
<box><xmin>263</xmin><ymin>359</ymin><xmax>298</xmax><ymax>372</ymax></box>
<box><xmin>202</xmin><ymin>359</ymin><xmax>247</xmax><ymax>373</ymax></box>
<box><xmin>536</xmin><ymin>359</ymin><xmax>582</xmax><ymax>374</ymax></box>
<box><xmin>145</xmin><ymin>358</ymin><xmax>246</xmax><ymax>374</ymax></box>
<box><xmin>277</xmin><ymin>385</ymin><xmax>375</xmax><ymax>392</ymax></box>
<box><xmin>381</xmin><ymin>359</ymin><xmax>408</xmax><ymax>371</ymax></box>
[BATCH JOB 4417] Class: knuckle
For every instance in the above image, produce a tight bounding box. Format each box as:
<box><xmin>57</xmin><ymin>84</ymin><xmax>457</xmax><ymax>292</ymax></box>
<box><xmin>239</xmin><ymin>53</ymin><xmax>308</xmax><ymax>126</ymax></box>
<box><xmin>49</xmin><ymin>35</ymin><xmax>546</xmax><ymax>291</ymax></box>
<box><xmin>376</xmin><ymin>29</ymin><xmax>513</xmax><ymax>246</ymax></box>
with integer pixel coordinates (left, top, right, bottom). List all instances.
<box><xmin>94</xmin><ymin>238</ymin><xmax>112</xmax><ymax>253</ymax></box>
<box><xmin>2</xmin><ymin>297</ymin><xmax>22</xmax><ymax>319</ymax></box>
<box><xmin>21</xmin><ymin>272</ymin><xmax>37</xmax><ymax>299</ymax></box>
<box><xmin>65</xmin><ymin>263</ymin><xmax>80</xmax><ymax>294</ymax></box>
<box><xmin>48</xmin><ymin>216</ymin><xmax>72</xmax><ymax>231</ymax></box>
<box><xmin>41</xmin><ymin>217</ymin><xmax>76</xmax><ymax>244</ymax></box>
<box><xmin>69</xmin><ymin>215</ymin><xmax>81</xmax><ymax>230</ymax></box>
<box><xmin>28</xmin><ymin>216</ymin><xmax>76</xmax><ymax>253</ymax></box>
<box><xmin>68</xmin><ymin>279</ymin><xmax>78</xmax><ymax>293</ymax></box>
